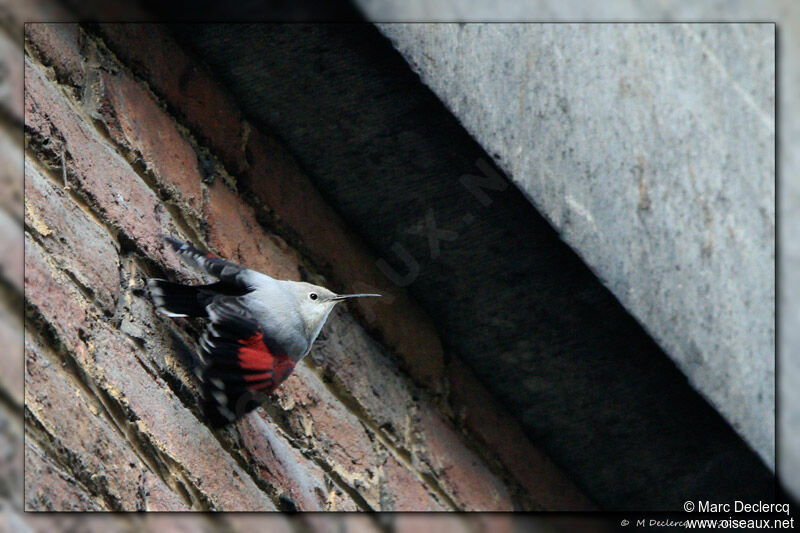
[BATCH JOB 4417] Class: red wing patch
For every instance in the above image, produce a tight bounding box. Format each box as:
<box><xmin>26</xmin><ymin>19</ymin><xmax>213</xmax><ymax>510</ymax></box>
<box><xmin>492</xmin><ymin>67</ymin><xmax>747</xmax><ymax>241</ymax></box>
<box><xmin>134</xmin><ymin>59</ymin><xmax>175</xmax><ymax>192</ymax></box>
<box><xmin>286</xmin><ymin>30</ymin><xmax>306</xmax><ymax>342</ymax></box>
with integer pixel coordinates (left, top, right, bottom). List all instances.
<box><xmin>197</xmin><ymin>299</ymin><xmax>297</xmax><ymax>426</ymax></box>
<box><xmin>237</xmin><ymin>333</ymin><xmax>296</xmax><ymax>392</ymax></box>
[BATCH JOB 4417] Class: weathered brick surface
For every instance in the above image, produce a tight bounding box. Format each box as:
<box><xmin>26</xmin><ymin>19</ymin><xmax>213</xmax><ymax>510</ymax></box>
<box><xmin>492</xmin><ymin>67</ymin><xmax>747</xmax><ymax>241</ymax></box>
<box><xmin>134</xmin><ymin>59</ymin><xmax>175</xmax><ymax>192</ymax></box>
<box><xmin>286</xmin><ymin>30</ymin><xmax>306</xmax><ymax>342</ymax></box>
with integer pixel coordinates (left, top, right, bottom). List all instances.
<box><xmin>23</xmin><ymin>23</ymin><xmax>84</xmax><ymax>90</ymax></box>
<box><xmin>24</xmin><ymin>439</ymin><xmax>106</xmax><ymax>511</ymax></box>
<box><xmin>19</xmin><ymin>18</ymin><xmax>592</xmax><ymax>513</ymax></box>
<box><xmin>25</xmin><ymin>332</ymin><xmax>187</xmax><ymax>511</ymax></box>
<box><xmin>203</xmin><ymin>178</ymin><xmax>300</xmax><ymax>281</ymax></box>
<box><xmin>381</xmin><ymin>454</ymin><xmax>447</xmax><ymax>511</ymax></box>
<box><xmin>238</xmin><ymin>413</ymin><xmax>358</xmax><ymax>511</ymax></box>
<box><xmin>24</xmin><ymin>56</ymin><xmax>184</xmax><ymax>272</ymax></box>
<box><xmin>414</xmin><ymin>403</ymin><xmax>513</xmax><ymax>511</ymax></box>
<box><xmin>94</xmin><ymin>68</ymin><xmax>205</xmax><ymax>216</ymax></box>
<box><xmin>313</xmin><ymin>308</ymin><xmax>417</xmax><ymax>448</ymax></box>
<box><xmin>274</xmin><ymin>365</ymin><xmax>387</xmax><ymax>510</ymax></box>
<box><xmin>272</xmin><ymin>364</ymin><xmax>448</xmax><ymax>511</ymax></box>
<box><xmin>284</xmin><ymin>366</ymin><xmax>383</xmax><ymax>473</ymax></box>
<box><xmin>305</xmin><ymin>308</ymin><xmax>532</xmax><ymax>510</ymax></box>
<box><xmin>96</xmin><ymin>24</ymin><xmax>247</xmax><ymax>175</ymax></box>
<box><xmin>25</xmin><ymin>160</ymin><xmax>119</xmax><ymax>314</ymax></box>
<box><xmin>25</xmin><ymin>236</ymin><xmax>276</xmax><ymax>510</ymax></box>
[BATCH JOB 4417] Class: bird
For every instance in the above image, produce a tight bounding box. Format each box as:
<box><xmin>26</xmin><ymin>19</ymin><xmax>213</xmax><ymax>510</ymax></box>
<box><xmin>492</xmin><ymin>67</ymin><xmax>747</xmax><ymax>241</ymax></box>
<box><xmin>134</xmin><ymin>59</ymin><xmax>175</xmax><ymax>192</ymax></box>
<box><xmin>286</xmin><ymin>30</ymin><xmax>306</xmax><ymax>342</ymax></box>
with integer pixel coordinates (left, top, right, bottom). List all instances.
<box><xmin>147</xmin><ymin>236</ymin><xmax>380</xmax><ymax>426</ymax></box>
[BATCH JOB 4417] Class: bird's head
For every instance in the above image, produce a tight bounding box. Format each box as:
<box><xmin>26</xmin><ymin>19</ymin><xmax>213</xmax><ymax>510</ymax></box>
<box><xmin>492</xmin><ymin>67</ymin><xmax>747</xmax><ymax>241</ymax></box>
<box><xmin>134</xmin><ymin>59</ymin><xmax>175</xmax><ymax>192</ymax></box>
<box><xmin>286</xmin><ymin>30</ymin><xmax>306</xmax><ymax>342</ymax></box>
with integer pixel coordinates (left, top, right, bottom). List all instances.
<box><xmin>287</xmin><ymin>281</ymin><xmax>380</xmax><ymax>343</ymax></box>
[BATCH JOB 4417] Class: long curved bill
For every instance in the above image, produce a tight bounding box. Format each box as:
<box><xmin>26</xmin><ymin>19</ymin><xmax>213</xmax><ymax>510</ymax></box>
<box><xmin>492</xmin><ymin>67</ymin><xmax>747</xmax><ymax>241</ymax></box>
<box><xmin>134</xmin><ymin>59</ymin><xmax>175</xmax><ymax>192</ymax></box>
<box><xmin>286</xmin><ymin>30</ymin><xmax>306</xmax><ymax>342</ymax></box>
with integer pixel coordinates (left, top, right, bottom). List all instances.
<box><xmin>331</xmin><ymin>293</ymin><xmax>382</xmax><ymax>301</ymax></box>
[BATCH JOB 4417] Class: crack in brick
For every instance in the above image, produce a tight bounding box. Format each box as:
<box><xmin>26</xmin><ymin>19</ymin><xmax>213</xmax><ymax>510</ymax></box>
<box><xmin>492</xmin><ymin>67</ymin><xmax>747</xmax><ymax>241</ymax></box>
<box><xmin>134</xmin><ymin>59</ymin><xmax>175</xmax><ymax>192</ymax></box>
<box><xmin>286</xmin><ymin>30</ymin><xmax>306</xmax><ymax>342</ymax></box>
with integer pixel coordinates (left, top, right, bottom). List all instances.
<box><xmin>25</xmin><ymin>322</ymin><xmax>149</xmax><ymax>510</ymax></box>
<box><xmin>24</xmin><ymin>310</ymin><xmax>198</xmax><ymax>510</ymax></box>
<box><xmin>255</xmin><ymin>401</ymin><xmax>377</xmax><ymax>512</ymax></box>
<box><xmin>23</xmin><ymin>242</ymin><xmax>222</xmax><ymax>509</ymax></box>
<box><xmin>302</xmin><ymin>363</ymin><xmax>458</xmax><ymax>510</ymax></box>
<box><xmin>24</xmin><ymin>414</ymin><xmax>114</xmax><ymax>511</ymax></box>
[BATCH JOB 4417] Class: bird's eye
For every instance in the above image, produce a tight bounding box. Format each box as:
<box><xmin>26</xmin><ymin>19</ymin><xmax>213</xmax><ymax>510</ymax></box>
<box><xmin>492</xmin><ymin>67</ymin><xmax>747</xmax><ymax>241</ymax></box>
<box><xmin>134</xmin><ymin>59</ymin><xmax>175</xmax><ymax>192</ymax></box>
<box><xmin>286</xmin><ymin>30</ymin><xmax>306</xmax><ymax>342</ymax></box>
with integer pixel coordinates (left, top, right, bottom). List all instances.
<box><xmin>309</xmin><ymin>293</ymin><xmax>318</xmax><ymax>300</ymax></box>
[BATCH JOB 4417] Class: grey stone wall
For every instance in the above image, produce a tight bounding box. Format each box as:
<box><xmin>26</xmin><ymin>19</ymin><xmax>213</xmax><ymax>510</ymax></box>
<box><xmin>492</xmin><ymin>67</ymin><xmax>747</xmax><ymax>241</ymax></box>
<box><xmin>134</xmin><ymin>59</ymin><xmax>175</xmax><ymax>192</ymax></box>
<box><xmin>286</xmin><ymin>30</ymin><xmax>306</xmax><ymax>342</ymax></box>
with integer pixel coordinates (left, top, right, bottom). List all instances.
<box><xmin>368</xmin><ymin>21</ymin><xmax>775</xmax><ymax>469</ymax></box>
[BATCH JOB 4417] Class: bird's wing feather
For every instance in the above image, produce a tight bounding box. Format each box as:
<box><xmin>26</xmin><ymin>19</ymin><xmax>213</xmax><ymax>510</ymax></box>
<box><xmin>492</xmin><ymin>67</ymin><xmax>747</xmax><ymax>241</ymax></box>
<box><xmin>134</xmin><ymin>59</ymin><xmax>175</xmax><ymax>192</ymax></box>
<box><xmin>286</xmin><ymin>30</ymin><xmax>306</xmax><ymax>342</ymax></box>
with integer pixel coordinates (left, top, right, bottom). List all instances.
<box><xmin>164</xmin><ymin>236</ymin><xmax>246</xmax><ymax>285</ymax></box>
<box><xmin>197</xmin><ymin>297</ymin><xmax>296</xmax><ymax>426</ymax></box>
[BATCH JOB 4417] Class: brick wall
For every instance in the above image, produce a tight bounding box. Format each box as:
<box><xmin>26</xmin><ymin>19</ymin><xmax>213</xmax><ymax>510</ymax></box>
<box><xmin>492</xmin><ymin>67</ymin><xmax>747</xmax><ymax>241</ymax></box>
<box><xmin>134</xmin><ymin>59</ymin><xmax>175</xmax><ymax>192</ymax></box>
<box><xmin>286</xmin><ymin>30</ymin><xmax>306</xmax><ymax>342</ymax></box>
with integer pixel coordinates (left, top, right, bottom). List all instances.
<box><xmin>18</xmin><ymin>18</ymin><xmax>592</xmax><ymax>513</ymax></box>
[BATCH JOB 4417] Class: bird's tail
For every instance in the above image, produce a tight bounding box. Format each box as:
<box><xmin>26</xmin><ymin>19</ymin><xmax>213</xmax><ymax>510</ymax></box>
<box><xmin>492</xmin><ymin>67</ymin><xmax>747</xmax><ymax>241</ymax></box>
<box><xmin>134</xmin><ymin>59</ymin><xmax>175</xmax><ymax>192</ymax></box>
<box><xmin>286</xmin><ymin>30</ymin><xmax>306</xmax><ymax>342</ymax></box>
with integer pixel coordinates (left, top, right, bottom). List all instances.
<box><xmin>147</xmin><ymin>279</ymin><xmax>209</xmax><ymax>318</ymax></box>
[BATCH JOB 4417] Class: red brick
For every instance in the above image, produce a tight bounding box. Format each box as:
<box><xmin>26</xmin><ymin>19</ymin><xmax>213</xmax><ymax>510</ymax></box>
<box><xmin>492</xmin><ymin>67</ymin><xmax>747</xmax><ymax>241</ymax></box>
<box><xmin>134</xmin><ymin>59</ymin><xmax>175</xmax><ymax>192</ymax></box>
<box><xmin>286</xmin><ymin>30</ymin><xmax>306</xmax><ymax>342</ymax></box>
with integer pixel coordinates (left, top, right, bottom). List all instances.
<box><xmin>25</xmin><ymin>160</ymin><xmax>120</xmax><ymax>314</ymax></box>
<box><xmin>314</xmin><ymin>307</ymin><xmax>417</xmax><ymax>449</ymax></box>
<box><xmin>139</xmin><ymin>472</ymin><xmax>192</xmax><ymax>512</ymax></box>
<box><xmin>24</xmin><ymin>236</ymin><xmax>277</xmax><ymax>511</ymax></box>
<box><xmin>94</xmin><ymin>325</ymin><xmax>277</xmax><ymax>511</ymax></box>
<box><xmin>24</xmin><ymin>234</ymin><xmax>91</xmax><ymax>351</ymax></box>
<box><xmin>24</xmin><ymin>23</ymin><xmax>83</xmax><ymax>89</ymax></box>
<box><xmin>273</xmin><ymin>365</ymin><xmax>383</xmax><ymax>508</ymax></box>
<box><xmin>203</xmin><ymin>178</ymin><xmax>300</xmax><ymax>281</ymax></box>
<box><xmin>270</xmin><ymin>365</ymin><xmax>448</xmax><ymax>511</ymax></box>
<box><xmin>25</xmin><ymin>331</ymin><xmax>187</xmax><ymax>511</ymax></box>
<box><xmin>448</xmin><ymin>361</ymin><xmax>595</xmax><ymax>511</ymax></box>
<box><xmin>24</xmin><ymin>439</ymin><xmax>106</xmax><ymax>511</ymax></box>
<box><xmin>381</xmin><ymin>454</ymin><xmax>447</xmax><ymax>511</ymax></box>
<box><xmin>97</xmin><ymin>24</ymin><xmax>247</xmax><ymax>175</ymax></box>
<box><xmin>24</xmin><ymin>56</ymin><xmax>184</xmax><ymax>272</ymax></box>
<box><xmin>414</xmin><ymin>404</ymin><xmax>513</xmax><ymax>511</ymax></box>
<box><xmin>238</xmin><ymin>412</ymin><xmax>358</xmax><ymax>511</ymax></box>
<box><xmin>94</xmin><ymin>68</ymin><xmax>204</xmax><ymax>216</ymax></box>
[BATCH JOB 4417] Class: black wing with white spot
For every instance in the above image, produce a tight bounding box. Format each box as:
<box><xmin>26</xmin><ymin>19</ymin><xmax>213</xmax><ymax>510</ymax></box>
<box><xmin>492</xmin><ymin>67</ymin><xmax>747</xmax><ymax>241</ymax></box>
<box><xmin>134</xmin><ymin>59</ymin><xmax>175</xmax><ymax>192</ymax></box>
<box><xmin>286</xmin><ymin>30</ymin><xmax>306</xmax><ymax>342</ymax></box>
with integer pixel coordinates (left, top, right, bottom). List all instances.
<box><xmin>196</xmin><ymin>298</ymin><xmax>296</xmax><ymax>427</ymax></box>
<box><xmin>164</xmin><ymin>236</ymin><xmax>245</xmax><ymax>285</ymax></box>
